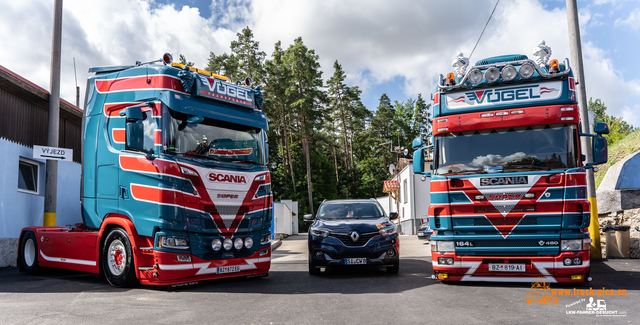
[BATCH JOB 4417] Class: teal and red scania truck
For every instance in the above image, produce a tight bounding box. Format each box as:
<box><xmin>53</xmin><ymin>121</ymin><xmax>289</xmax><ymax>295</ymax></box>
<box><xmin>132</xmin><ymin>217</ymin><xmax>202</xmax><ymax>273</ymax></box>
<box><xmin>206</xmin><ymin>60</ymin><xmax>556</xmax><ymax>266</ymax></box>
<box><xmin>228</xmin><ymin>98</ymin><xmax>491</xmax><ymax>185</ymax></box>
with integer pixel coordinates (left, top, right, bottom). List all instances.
<box><xmin>412</xmin><ymin>47</ymin><xmax>609</xmax><ymax>283</ymax></box>
<box><xmin>17</xmin><ymin>54</ymin><xmax>273</xmax><ymax>287</ymax></box>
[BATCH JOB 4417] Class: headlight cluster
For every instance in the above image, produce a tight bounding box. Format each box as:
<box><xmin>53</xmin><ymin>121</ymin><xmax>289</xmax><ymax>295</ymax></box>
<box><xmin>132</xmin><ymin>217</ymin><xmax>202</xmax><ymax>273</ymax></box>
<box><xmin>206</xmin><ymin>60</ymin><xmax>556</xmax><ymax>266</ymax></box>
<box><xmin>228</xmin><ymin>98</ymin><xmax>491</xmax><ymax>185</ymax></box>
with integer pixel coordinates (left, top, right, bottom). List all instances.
<box><xmin>310</xmin><ymin>228</ymin><xmax>330</xmax><ymax>238</ymax></box>
<box><xmin>260</xmin><ymin>234</ymin><xmax>271</xmax><ymax>245</ymax></box>
<box><xmin>431</xmin><ymin>241</ymin><xmax>455</xmax><ymax>252</ymax></box>
<box><xmin>467</xmin><ymin>62</ymin><xmax>537</xmax><ymax>85</ymax></box>
<box><xmin>438</xmin><ymin>257</ymin><xmax>454</xmax><ymax>265</ymax></box>
<box><xmin>379</xmin><ymin>225</ymin><xmax>397</xmax><ymax>237</ymax></box>
<box><xmin>561</xmin><ymin>238</ymin><xmax>591</xmax><ymax>251</ymax></box>
<box><xmin>563</xmin><ymin>257</ymin><xmax>582</xmax><ymax>266</ymax></box>
<box><xmin>159</xmin><ymin>236</ymin><xmax>189</xmax><ymax>250</ymax></box>
<box><xmin>211</xmin><ymin>237</ymin><xmax>254</xmax><ymax>251</ymax></box>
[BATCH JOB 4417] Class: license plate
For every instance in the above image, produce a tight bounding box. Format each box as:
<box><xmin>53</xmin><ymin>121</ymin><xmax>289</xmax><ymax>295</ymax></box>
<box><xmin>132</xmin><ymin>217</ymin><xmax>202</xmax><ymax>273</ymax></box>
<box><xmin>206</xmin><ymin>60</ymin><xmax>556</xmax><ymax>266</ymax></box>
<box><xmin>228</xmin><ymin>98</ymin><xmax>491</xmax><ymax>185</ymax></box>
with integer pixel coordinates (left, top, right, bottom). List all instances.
<box><xmin>217</xmin><ymin>265</ymin><xmax>241</xmax><ymax>274</ymax></box>
<box><xmin>488</xmin><ymin>264</ymin><xmax>526</xmax><ymax>272</ymax></box>
<box><xmin>344</xmin><ymin>258</ymin><xmax>367</xmax><ymax>265</ymax></box>
<box><xmin>418</xmin><ymin>233</ymin><xmax>425</xmax><ymax>237</ymax></box>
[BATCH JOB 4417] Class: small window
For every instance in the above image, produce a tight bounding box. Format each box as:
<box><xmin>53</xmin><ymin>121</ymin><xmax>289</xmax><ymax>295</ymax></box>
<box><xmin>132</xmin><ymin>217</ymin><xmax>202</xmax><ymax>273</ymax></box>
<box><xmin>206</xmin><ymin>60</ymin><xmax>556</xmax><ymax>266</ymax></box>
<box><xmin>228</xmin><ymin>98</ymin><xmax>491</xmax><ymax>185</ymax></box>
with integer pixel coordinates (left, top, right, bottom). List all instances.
<box><xmin>403</xmin><ymin>179</ymin><xmax>408</xmax><ymax>203</ymax></box>
<box><xmin>18</xmin><ymin>159</ymin><xmax>39</xmax><ymax>194</ymax></box>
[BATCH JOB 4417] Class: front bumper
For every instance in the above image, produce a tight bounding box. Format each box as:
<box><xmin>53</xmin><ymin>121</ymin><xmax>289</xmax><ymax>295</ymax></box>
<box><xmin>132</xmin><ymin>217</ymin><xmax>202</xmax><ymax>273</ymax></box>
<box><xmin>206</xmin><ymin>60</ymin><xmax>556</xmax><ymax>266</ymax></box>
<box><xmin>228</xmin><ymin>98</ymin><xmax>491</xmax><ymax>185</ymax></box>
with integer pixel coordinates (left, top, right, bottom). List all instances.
<box><xmin>309</xmin><ymin>234</ymin><xmax>400</xmax><ymax>267</ymax></box>
<box><xmin>136</xmin><ymin>247</ymin><xmax>271</xmax><ymax>286</ymax></box>
<box><xmin>431</xmin><ymin>250</ymin><xmax>590</xmax><ymax>283</ymax></box>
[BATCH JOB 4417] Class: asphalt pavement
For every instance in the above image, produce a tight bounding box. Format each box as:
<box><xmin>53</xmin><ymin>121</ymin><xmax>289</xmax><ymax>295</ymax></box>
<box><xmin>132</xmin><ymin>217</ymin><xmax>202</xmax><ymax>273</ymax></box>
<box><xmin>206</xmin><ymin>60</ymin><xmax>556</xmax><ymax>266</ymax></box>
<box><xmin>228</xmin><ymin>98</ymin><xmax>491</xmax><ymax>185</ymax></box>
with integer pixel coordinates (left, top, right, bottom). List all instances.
<box><xmin>0</xmin><ymin>234</ymin><xmax>637</xmax><ymax>324</ymax></box>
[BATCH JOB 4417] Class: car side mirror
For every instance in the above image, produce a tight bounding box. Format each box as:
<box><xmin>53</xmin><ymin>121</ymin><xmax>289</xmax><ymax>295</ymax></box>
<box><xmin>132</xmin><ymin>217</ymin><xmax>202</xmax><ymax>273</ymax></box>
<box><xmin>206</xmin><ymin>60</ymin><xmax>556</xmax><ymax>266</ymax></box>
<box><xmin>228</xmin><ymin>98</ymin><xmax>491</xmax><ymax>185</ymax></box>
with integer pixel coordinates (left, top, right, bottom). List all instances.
<box><xmin>303</xmin><ymin>214</ymin><xmax>314</xmax><ymax>222</ymax></box>
<box><xmin>389</xmin><ymin>212</ymin><xmax>399</xmax><ymax>220</ymax></box>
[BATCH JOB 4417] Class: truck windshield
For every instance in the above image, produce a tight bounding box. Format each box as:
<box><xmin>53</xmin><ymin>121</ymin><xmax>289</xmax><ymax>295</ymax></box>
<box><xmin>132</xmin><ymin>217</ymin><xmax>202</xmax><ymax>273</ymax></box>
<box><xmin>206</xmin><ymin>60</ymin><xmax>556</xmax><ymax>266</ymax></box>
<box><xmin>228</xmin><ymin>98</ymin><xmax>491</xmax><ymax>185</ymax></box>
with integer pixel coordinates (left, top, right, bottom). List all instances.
<box><xmin>162</xmin><ymin>106</ymin><xmax>265</xmax><ymax>165</ymax></box>
<box><xmin>435</xmin><ymin>124</ymin><xmax>578</xmax><ymax>175</ymax></box>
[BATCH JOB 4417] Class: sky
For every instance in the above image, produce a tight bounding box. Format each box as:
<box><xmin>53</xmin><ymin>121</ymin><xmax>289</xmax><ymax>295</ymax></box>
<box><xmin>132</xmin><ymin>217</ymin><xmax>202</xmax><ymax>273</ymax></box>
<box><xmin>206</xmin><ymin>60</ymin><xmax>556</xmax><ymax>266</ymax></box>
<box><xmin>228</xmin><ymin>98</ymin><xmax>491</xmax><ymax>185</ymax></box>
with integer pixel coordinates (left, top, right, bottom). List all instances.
<box><xmin>1</xmin><ymin>0</ymin><xmax>639</xmax><ymax>127</ymax></box>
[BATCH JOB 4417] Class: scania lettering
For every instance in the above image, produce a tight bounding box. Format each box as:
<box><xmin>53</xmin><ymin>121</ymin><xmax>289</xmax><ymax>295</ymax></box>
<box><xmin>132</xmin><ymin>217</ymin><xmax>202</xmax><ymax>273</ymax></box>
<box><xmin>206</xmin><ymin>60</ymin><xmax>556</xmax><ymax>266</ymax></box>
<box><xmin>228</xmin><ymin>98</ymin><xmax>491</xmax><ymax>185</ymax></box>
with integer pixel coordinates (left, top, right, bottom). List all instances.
<box><xmin>412</xmin><ymin>43</ymin><xmax>609</xmax><ymax>283</ymax></box>
<box><xmin>16</xmin><ymin>53</ymin><xmax>273</xmax><ymax>287</ymax></box>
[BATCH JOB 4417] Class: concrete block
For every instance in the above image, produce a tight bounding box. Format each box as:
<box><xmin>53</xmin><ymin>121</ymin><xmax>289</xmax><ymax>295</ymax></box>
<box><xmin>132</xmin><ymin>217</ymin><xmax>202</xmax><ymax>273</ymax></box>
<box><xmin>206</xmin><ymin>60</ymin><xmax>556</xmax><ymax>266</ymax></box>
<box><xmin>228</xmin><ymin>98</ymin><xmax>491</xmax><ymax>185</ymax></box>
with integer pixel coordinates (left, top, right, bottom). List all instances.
<box><xmin>0</xmin><ymin>238</ymin><xmax>18</xmax><ymax>267</ymax></box>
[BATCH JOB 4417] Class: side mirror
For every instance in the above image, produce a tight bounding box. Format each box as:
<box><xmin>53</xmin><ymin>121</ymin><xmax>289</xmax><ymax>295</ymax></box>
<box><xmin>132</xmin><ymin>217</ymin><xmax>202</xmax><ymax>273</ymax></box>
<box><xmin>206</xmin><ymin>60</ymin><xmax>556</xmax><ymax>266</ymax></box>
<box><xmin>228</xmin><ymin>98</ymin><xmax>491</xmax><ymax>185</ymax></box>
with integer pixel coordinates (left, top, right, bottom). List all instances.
<box><xmin>592</xmin><ymin>134</ymin><xmax>608</xmax><ymax>165</ymax></box>
<box><xmin>389</xmin><ymin>212</ymin><xmax>399</xmax><ymax>220</ymax></box>
<box><xmin>594</xmin><ymin>122</ymin><xmax>610</xmax><ymax>135</ymax></box>
<box><xmin>303</xmin><ymin>214</ymin><xmax>314</xmax><ymax>222</ymax></box>
<box><xmin>413</xmin><ymin>148</ymin><xmax>424</xmax><ymax>174</ymax></box>
<box><xmin>186</xmin><ymin>115</ymin><xmax>204</xmax><ymax>124</ymax></box>
<box><xmin>412</xmin><ymin>136</ymin><xmax>423</xmax><ymax>149</ymax></box>
<box><xmin>120</xmin><ymin>106</ymin><xmax>145</xmax><ymax>152</ymax></box>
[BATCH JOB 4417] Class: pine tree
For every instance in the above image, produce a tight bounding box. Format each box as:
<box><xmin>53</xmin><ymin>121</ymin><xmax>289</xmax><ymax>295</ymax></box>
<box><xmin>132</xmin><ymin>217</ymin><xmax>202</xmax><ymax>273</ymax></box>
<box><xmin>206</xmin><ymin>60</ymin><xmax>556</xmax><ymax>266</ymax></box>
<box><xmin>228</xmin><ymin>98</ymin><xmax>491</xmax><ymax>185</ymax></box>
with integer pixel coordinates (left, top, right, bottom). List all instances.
<box><xmin>178</xmin><ymin>54</ymin><xmax>195</xmax><ymax>67</ymax></box>
<box><xmin>231</xmin><ymin>27</ymin><xmax>266</xmax><ymax>84</ymax></box>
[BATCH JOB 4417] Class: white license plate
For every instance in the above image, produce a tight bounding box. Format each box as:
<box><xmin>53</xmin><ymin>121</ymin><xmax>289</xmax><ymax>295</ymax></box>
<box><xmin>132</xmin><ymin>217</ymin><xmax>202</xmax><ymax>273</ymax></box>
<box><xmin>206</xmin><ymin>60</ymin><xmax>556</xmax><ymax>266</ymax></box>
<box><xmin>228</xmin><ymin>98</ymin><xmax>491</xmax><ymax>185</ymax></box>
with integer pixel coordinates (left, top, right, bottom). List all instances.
<box><xmin>417</xmin><ymin>233</ymin><xmax>425</xmax><ymax>237</ymax></box>
<box><xmin>489</xmin><ymin>264</ymin><xmax>526</xmax><ymax>272</ymax></box>
<box><xmin>344</xmin><ymin>258</ymin><xmax>367</xmax><ymax>265</ymax></box>
<box><xmin>217</xmin><ymin>265</ymin><xmax>241</xmax><ymax>274</ymax></box>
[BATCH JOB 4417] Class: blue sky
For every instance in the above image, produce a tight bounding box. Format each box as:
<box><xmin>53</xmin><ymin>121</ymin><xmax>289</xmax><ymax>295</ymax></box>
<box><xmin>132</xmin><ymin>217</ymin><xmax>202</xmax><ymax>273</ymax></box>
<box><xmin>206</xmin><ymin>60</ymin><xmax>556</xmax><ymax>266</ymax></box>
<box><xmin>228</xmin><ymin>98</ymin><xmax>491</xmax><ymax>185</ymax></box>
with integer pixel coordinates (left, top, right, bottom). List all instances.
<box><xmin>1</xmin><ymin>0</ymin><xmax>638</xmax><ymax>126</ymax></box>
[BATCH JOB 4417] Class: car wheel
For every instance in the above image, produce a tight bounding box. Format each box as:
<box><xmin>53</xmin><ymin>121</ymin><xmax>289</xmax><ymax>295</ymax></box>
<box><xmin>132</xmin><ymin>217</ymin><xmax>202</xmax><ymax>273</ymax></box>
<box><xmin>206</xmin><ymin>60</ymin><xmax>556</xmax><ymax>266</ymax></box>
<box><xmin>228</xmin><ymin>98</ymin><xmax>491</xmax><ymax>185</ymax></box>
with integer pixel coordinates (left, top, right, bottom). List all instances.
<box><xmin>308</xmin><ymin>253</ymin><xmax>321</xmax><ymax>275</ymax></box>
<box><xmin>102</xmin><ymin>228</ymin><xmax>137</xmax><ymax>287</ymax></box>
<box><xmin>19</xmin><ymin>231</ymin><xmax>40</xmax><ymax>275</ymax></box>
<box><xmin>386</xmin><ymin>261</ymin><xmax>400</xmax><ymax>274</ymax></box>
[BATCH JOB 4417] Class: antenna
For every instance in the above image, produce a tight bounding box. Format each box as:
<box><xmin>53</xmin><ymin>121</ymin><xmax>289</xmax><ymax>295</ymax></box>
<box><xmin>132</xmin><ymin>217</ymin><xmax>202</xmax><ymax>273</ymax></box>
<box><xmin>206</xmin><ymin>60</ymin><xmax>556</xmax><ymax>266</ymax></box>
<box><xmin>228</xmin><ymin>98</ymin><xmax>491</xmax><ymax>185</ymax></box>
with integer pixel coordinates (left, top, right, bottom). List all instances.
<box><xmin>73</xmin><ymin>57</ymin><xmax>79</xmax><ymax>108</ymax></box>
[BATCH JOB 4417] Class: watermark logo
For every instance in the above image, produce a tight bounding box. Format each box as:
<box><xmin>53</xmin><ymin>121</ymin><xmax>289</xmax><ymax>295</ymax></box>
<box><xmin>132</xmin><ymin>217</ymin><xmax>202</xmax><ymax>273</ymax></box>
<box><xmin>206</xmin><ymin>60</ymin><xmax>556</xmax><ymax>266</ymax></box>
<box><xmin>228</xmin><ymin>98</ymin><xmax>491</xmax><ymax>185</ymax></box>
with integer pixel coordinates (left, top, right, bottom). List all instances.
<box><xmin>526</xmin><ymin>277</ymin><xmax>558</xmax><ymax>305</ymax></box>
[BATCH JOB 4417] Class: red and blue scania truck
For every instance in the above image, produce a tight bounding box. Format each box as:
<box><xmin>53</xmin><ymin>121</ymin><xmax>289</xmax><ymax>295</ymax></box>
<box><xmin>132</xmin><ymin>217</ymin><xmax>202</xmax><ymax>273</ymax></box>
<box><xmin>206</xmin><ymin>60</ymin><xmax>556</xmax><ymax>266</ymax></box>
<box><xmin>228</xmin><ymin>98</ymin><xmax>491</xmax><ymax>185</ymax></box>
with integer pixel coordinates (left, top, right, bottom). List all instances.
<box><xmin>412</xmin><ymin>46</ymin><xmax>609</xmax><ymax>283</ymax></box>
<box><xmin>17</xmin><ymin>54</ymin><xmax>273</xmax><ymax>287</ymax></box>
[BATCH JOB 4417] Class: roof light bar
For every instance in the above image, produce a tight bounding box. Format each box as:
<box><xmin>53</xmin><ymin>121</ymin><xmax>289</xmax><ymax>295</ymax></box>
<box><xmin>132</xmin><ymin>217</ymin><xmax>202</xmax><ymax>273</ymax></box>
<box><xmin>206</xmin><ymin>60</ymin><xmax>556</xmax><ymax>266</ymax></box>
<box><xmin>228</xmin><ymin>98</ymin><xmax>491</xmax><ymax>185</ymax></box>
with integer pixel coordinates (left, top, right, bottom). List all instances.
<box><xmin>501</xmin><ymin>65</ymin><xmax>517</xmax><ymax>81</ymax></box>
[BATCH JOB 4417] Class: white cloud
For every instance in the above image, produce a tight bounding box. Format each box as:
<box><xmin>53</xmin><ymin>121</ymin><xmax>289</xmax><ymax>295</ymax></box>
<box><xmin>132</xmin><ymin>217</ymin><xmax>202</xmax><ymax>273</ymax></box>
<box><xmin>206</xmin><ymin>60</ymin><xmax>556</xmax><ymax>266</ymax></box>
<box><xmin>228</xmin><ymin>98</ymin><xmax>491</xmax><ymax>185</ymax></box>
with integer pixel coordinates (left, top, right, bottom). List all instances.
<box><xmin>614</xmin><ymin>8</ymin><xmax>640</xmax><ymax>29</ymax></box>
<box><xmin>0</xmin><ymin>0</ymin><xmax>638</xmax><ymax>129</ymax></box>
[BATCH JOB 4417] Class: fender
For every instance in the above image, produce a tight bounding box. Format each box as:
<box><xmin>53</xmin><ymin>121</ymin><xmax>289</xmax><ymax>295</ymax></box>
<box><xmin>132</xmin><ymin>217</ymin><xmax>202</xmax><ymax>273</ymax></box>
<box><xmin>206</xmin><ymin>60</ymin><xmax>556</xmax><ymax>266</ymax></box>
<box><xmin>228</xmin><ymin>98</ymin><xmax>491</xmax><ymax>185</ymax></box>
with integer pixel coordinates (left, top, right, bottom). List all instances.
<box><xmin>98</xmin><ymin>214</ymin><xmax>145</xmax><ymax>279</ymax></box>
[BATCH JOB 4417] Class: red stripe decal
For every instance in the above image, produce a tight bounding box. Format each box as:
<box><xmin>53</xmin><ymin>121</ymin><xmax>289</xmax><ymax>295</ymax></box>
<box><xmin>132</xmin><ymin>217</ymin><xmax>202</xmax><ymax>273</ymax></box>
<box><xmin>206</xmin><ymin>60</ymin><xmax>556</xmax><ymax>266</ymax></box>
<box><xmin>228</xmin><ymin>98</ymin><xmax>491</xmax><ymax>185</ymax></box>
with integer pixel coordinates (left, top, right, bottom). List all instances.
<box><xmin>96</xmin><ymin>75</ymin><xmax>185</xmax><ymax>94</ymax></box>
<box><xmin>131</xmin><ymin>184</ymin><xmax>184</xmax><ymax>206</ymax></box>
<box><xmin>119</xmin><ymin>156</ymin><xmax>182</xmax><ymax>177</ymax></box>
<box><xmin>113</xmin><ymin>129</ymin><xmax>125</xmax><ymax>143</ymax></box>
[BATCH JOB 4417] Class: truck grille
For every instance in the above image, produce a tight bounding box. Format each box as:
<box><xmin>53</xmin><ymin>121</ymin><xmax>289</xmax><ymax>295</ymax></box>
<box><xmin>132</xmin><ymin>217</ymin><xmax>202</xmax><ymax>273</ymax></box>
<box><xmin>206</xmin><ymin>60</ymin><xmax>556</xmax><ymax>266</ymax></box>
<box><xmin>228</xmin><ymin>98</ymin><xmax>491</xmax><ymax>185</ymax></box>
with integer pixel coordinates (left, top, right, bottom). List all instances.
<box><xmin>474</xmin><ymin>205</ymin><xmax>537</xmax><ymax>214</ymax></box>
<box><xmin>473</xmin><ymin>239</ymin><xmax>552</xmax><ymax>248</ymax></box>
<box><xmin>204</xmin><ymin>218</ymin><xmax>250</xmax><ymax>230</ymax></box>
<box><xmin>474</xmin><ymin>216</ymin><xmax>538</xmax><ymax>226</ymax></box>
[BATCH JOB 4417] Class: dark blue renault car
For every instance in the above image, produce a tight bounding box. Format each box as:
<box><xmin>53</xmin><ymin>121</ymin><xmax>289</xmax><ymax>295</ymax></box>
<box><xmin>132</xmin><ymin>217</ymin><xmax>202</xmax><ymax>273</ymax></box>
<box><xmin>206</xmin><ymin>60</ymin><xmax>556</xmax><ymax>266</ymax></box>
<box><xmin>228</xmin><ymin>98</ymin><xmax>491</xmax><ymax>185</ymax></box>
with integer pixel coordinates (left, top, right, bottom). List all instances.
<box><xmin>303</xmin><ymin>199</ymin><xmax>400</xmax><ymax>275</ymax></box>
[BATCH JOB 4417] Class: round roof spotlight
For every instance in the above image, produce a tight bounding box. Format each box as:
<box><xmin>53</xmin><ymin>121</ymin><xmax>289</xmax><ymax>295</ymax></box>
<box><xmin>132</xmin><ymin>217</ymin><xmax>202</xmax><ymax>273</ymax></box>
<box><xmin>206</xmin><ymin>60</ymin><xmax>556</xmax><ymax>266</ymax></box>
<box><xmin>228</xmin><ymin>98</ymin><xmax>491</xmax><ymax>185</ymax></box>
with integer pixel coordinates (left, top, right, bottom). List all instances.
<box><xmin>162</xmin><ymin>53</ymin><xmax>173</xmax><ymax>65</ymax></box>
<box><xmin>468</xmin><ymin>69</ymin><xmax>483</xmax><ymax>85</ymax></box>
<box><xmin>245</xmin><ymin>77</ymin><xmax>253</xmax><ymax>87</ymax></box>
<box><xmin>519</xmin><ymin>62</ymin><xmax>535</xmax><ymax>79</ymax></box>
<box><xmin>501</xmin><ymin>65</ymin><xmax>517</xmax><ymax>81</ymax></box>
<box><xmin>485</xmin><ymin>67</ymin><xmax>500</xmax><ymax>83</ymax></box>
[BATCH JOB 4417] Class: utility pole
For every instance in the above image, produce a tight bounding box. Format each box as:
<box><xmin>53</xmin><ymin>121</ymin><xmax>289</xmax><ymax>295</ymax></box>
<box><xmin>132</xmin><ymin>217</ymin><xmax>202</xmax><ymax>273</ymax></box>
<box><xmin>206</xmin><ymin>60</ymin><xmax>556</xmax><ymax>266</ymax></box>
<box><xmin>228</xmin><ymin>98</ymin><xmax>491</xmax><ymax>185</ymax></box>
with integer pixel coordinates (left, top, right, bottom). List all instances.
<box><xmin>44</xmin><ymin>0</ymin><xmax>63</xmax><ymax>227</ymax></box>
<box><xmin>566</xmin><ymin>0</ymin><xmax>602</xmax><ymax>258</ymax></box>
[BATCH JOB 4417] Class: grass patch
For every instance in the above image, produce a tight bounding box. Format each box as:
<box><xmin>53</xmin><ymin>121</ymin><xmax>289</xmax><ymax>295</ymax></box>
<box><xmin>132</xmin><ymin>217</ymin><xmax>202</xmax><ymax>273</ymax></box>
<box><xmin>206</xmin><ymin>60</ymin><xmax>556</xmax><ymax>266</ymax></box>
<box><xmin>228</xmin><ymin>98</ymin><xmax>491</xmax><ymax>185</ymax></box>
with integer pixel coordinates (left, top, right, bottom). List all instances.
<box><xmin>594</xmin><ymin>129</ymin><xmax>640</xmax><ymax>189</ymax></box>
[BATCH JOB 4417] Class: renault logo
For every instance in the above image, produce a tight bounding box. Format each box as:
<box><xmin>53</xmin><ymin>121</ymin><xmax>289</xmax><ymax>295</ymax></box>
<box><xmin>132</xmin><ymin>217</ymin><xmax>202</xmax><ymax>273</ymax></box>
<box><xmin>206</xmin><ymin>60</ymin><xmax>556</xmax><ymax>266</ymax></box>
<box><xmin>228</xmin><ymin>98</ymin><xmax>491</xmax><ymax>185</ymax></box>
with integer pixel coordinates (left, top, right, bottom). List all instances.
<box><xmin>349</xmin><ymin>231</ymin><xmax>360</xmax><ymax>242</ymax></box>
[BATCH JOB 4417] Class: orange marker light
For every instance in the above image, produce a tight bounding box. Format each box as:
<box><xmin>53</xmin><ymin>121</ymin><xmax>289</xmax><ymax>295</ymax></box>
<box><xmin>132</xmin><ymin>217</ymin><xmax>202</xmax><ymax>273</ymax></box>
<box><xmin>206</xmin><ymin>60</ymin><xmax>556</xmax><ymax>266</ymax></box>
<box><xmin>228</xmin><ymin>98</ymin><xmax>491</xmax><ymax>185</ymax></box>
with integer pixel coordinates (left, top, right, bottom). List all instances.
<box><xmin>549</xmin><ymin>59</ymin><xmax>559</xmax><ymax>73</ymax></box>
<box><xmin>446</xmin><ymin>73</ymin><xmax>456</xmax><ymax>86</ymax></box>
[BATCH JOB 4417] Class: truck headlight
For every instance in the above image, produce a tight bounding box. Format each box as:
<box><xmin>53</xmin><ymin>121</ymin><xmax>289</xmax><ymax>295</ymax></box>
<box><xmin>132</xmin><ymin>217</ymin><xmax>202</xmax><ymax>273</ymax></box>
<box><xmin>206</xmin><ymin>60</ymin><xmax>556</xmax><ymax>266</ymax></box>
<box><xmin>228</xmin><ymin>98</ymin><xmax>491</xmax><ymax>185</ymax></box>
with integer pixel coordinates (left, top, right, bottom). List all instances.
<box><xmin>310</xmin><ymin>228</ymin><xmax>330</xmax><ymax>238</ymax></box>
<box><xmin>211</xmin><ymin>239</ymin><xmax>222</xmax><ymax>251</ymax></box>
<box><xmin>245</xmin><ymin>237</ymin><xmax>254</xmax><ymax>249</ymax></box>
<box><xmin>561</xmin><ymin>239</ymin><xmax>583</xmax><ymax>251</ymax></box>
<box><xmin>159</xmin><ymin>235</ymin><xmax>189</xmax><ymax>250</ymax></box>
<box><xmin>223</xmin><ymin>238</ymin><xmax>233</xmax><ymax>250</ymax></box>
<box><xmin>234</xmin><ymin>238</ymin><xmax>244</xmax><ymax>250</ymax></box>
<box><xmin>436</xmin><ymin>241</ymin><xmax>455</xmax><ymax>252</ymax></box>
<box><xmin>379</xmin><ymin>225</ymin><xmax>397</xmax><ymax>237</ymax></box>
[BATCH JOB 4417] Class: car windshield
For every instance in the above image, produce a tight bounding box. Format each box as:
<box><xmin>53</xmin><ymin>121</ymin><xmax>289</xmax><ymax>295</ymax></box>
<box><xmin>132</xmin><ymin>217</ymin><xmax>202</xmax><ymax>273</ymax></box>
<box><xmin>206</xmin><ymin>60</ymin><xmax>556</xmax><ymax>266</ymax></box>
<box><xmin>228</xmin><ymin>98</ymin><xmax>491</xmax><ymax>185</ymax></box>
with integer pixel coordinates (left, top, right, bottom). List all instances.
<box><xmin>163</xmin><ymin>106</ymin><xmax>266</xmax><ymax>164</ymax></box>
<box><xmin>435</xmin><ymin>124</ymin><xmax>578</xmax><ymax>175</ymax></box>
<box><xmin>317</xmin><ymin>202</ymin><xmax>385</xmax><ymax>220</ymax></box>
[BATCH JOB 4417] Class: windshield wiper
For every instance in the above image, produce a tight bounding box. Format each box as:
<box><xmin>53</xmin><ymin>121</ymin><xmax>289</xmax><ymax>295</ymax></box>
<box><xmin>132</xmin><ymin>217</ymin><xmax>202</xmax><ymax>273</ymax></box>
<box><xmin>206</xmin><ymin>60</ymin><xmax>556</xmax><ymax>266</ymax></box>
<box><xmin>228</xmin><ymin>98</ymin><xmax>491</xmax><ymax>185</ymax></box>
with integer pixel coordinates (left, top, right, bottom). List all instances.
<box><xmin>445</xmin><ymin>168</ymin><xmax>484</xmax><ymax>175</ymax></box>
<box><xmin>507</xmin><ymin>165</ymin><xmax>550</xmax><ymax>171</ymax></box>
<box><xmin>173</xmin><ymin>152</ymin><xmax>220</xmax><ymax>161</ymax></box>
<box><xmin>227</xmin><ymin>158</ymin><xmax>259</xmax><ymax>165</ymax></box>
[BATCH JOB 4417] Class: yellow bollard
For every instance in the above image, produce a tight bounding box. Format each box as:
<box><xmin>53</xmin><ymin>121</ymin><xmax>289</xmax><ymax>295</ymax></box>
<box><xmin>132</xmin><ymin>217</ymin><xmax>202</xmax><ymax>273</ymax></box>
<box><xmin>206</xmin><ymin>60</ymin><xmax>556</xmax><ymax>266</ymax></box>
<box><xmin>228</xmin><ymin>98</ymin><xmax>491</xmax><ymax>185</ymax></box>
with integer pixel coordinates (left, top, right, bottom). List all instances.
<box><xmin>588</xmin><ymin>197</ymin><xmax>602</xmax><ymax>259</ymax></box>
<box><xmin>44</xmin><ymin>212</ymin><xmax>56</xmax><ymax>227</ymax></box>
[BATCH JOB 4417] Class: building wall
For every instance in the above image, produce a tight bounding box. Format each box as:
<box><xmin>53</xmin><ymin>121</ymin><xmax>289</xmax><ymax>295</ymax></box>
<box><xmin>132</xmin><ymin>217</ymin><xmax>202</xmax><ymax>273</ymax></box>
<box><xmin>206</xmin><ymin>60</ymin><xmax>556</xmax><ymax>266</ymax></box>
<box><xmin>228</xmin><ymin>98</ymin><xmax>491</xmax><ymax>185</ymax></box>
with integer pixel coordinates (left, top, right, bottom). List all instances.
<box><xmin>0</xmin><ymin>138</ymin><xmax>81</xmax><ymax>267</ymax></box>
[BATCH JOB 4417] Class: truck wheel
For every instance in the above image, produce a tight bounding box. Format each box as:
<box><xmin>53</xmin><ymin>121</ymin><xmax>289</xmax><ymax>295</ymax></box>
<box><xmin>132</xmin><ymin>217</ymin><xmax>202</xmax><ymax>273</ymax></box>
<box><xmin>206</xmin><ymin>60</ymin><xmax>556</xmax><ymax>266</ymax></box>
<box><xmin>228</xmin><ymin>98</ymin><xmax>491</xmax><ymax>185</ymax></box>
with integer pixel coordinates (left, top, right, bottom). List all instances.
<box><xmin>386</xmin><ymin>261</ymin><xmax>400</xmax><ymax>274</ymax></box>
<box><xmin>19</xmin><ymin>231</ymin><xmax>39</xmax><ymax>274</ymax></box>
<box><xmin>308</xmin><ymin>253</ymin><xmax>321</xmax><ymax>275</ymax></box>
<box><xmin>102</xmin><ymin>228</ymin><xmax>136</xmax><ymax>287</ymax></box>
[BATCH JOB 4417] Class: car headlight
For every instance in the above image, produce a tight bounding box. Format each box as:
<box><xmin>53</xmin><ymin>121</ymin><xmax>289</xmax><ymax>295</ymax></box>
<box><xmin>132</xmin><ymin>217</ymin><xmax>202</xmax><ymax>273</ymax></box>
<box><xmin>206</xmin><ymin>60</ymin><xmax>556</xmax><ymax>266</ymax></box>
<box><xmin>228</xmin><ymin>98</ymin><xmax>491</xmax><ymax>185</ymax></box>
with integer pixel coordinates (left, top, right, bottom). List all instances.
<box><xmin>234</xmin><ymin>238</ymin><xmax>244</xmax><ymax>250</ymax></box>
<box><xmin>260</xmin><ymin>234</ymin><xmax>271</xmax><ymax>245</ymax></box>
<box><xmin>211</xmin><ymin>239</ymin><xmax>222</xmax><ymax>251</ymax></box>
<box><xmin>561</xmin><ymin>239</ymin><xmax>584</xmax><ymax>251</ymax></box>
<box><xmin>310</xmin><ymin>228</ymin><xmax>330</xmax><ymax>238</ymax></box>
<box><xmin>379</xmin><ymin>225</ymin><xmax>397</xmax><ymax>237</ymax></box>
<box><xmin>159</xmin><ymin>235</ymin><xmax>189</xmax><ymax>250</ymax></box>
<box><xmin>223</xmin><ymin>238</ymin><xmax>233</xmax><ymax>250</ymax></box>
<box><xmin>435</xmin><ymin>241</ymin><xmax>455</xmax><ymax>252</ymax></box>
<box><xmin>245</xmin><ymin>237</ymin><xmax>254</xmax><ymax>249</ymax></box>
